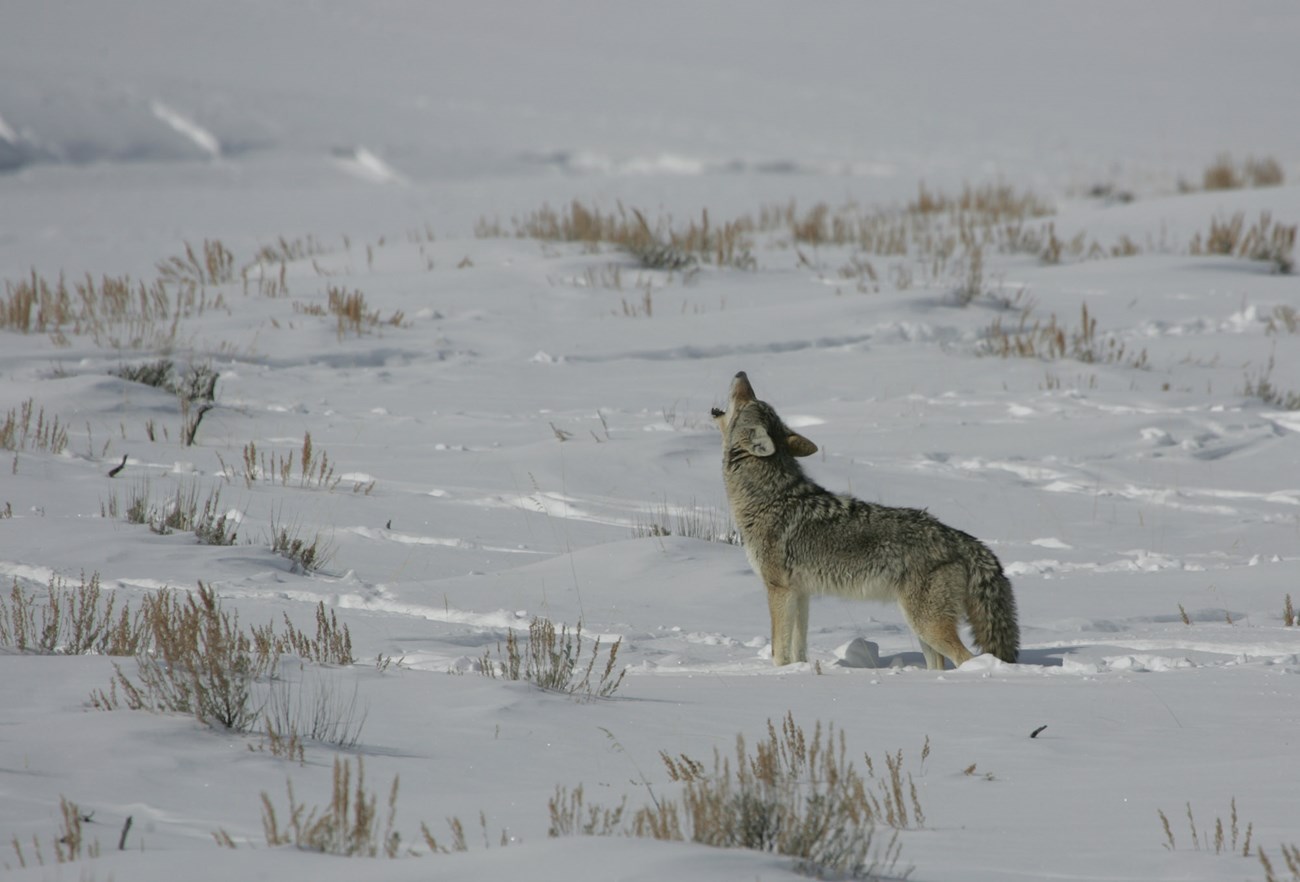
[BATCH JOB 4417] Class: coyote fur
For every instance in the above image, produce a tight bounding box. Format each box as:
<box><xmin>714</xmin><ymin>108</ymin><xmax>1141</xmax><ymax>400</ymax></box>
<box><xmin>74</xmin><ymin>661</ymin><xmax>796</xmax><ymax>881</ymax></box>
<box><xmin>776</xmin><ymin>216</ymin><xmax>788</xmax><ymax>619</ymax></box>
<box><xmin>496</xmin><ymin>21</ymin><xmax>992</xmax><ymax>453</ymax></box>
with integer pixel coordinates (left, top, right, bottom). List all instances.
<box><xmin>711</xmin><ymin>371</ymin><xmax>1019</xmax><ymax>670</ymax></box>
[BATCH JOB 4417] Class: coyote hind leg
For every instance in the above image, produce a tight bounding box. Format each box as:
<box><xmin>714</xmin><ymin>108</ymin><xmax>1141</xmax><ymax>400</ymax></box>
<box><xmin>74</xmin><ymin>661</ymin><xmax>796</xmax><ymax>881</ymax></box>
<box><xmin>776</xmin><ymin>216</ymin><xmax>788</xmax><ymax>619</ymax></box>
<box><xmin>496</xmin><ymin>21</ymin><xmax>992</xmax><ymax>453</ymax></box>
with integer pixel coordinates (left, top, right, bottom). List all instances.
<box><xmin>900</xmin><ymin>568</ymin><xmax>974</xmax><ymax>670</ymax></box>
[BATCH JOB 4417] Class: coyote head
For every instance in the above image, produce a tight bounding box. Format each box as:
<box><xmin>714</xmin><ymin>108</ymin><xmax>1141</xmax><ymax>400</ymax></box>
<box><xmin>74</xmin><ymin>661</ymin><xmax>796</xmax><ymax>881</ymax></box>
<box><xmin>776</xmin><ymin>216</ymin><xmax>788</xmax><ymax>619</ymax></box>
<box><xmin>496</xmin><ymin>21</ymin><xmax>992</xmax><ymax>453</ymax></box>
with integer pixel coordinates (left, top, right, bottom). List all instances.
<box><xmin>710</xmin><ymin>371</ymin><xmax>818</xmax><ymax>460</ymax></box>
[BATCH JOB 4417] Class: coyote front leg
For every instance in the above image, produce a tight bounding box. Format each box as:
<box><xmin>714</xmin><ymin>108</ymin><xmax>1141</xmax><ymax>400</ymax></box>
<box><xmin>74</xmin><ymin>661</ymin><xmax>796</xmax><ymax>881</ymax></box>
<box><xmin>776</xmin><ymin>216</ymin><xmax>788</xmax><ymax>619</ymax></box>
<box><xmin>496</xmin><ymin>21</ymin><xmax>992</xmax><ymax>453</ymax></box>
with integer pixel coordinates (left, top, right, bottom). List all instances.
<box><xmin>766</xmin><ymin>583</ymin><xmax>809</xmax><ymax>665</ymax></box>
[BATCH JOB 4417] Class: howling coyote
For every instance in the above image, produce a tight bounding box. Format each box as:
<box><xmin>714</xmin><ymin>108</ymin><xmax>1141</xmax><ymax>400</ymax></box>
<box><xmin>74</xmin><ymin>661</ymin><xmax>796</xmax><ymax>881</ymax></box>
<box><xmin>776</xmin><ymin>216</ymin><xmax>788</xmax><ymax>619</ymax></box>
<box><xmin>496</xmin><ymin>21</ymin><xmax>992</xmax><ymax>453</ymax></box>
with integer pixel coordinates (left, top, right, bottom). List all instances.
<box><xmin>712</xmin><ymin>371</ymin><xmax>1019</xmax><ymax>669</ymax></box>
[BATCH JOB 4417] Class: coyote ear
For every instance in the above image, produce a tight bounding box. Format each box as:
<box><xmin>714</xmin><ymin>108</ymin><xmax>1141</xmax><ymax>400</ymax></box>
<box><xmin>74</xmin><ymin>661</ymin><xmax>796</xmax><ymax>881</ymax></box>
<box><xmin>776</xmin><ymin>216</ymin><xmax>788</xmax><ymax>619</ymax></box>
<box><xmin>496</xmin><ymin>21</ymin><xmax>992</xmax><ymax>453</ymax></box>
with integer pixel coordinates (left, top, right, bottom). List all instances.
<box><xmin>787</xmin><ymin>433</ymin><xmax>818</xmax><ymax>457</ymax></box>
<box><xmin>739</xmin><ymin>426</ymin><xmax>776</xmax><ymax>457</ymax></box>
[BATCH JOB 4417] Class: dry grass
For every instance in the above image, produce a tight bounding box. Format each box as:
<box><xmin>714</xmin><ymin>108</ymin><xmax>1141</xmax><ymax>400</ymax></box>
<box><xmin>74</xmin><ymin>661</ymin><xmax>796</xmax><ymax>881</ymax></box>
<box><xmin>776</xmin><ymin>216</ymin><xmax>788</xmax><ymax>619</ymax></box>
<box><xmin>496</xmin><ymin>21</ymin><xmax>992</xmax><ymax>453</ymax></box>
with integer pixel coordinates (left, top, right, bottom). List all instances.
<box><xmin>77</xmin><ymin>582</ymin><xmax>356</xmax><ymax>754</ymax></box>
<box><xmin>92</xmin><ymin>583</ymin><xmax>273</xmax><ymax>731</ymax></box>
<box><xmin>1193</xmin><ymin>212</ymin><xmax>1296</xmax><ymax>273</ymax></box>
<box><xmin>249</xmin><ymin>756</ymin><xmax>507</xmax><ymax>857</ymax></box>
<box><xmin>1</xmin><ymin>269</ymin><xmax>223</xmax><ymax>348</ymax></box>
<box><xmin>550</xmin><ymin>713</ymin><xmax>919</xmax><ymax>879</ymax></box>
<box><xmin>113</xmin><ymin>359</ymin><xmax>220</xmax><ymax>446</ymax></box>
<box><xmin>269</xmin><ymin>512</ymin><xmax>335</xmax><ymax>573</ymax></box>
<box><xmin>7</xmin><ymin>797</ymin><xmax>102</xmax><ymax>868</ymax></box>
<box><xmin>0</xmin><ymin>572</ymin><xmax>141</xmax><ymax>655</ymax></box>
<box><xmin>157</xmin><ymin>239</ymin><xmax>236</xmax><ymax>287</ymax></box>
<box><xmin>1202</xmin><ymin>154</ymin><xmax>1244</xmax><ymax>191</ymax></box>
<box><xmin>909</xmin><ymin>181</ymin><xmax>1054</xmax><ymax>219</ymax></box>
<box><xmin>1202</xmin><ymin>154</ymin><xmax>1285</xmax><ymax>191</ymax></box>
<box><xmin>1158</xmin><ymin>797</ymin><xmax>1252</xmax><ymax>856</ymax></box>
<box><xmin>1266</xmin><ymin>306</ymin><xmax>1299</xmax><ymax>335</ymax></box>
<box><xmin>115</xmin><ymin>479</ymin><xmax>238</xmax><ymax>544</ymax></box>
<box><xmin>262</xmin><ymin>669</ymin><xmax>366</xmax><ymax>755</ymax></box>
<box><xmin>480</xmin><ymin>616</ymin><xmax>626</xmax><ymax>699</ymax></box>
<box><xmin>260</xmin><ymin>757</ymin><xmax>401</xmax><ymax>857</ymax></box>
<box><xmin>632</xmin><ymin>498</ymin><xmax>739</xmax><ymax>545</ymax></box>
<box><xmin>252</xmin><ymin>235</ymin><xmax>329</xmax><ymax>266</ymax></box>
<box><xmin>1259</xmin><ymin>843</ymin><xmax>1300</xmax><ymax>882</ymax></box>
<box><xmin>980</xmin><ymin>303</ymin><xmax>1149</xmax><ymax>369</ymax></box>
<box><xmin>0</xmin><ymin>398</ymin><xmax>68</xmax><ymax>455</ymax></box>
<box><xmin>1242</xmin><ymin>352</ymin><xmax>1300</xmax><ymax>410</ymax></box>
<box><xmin>236</xmin><ymin>432</ymin><xmax>340</xmax><ymax>490</ymax></box>
<box><xmin>252</xmin><ymin>601</ymin><xmax>354</xmax><ymax>666</ymax></box>
<box><xmin>486</xmin><ymin>201</ymin><xmax>756</xmax><ymax>269</ymax></box>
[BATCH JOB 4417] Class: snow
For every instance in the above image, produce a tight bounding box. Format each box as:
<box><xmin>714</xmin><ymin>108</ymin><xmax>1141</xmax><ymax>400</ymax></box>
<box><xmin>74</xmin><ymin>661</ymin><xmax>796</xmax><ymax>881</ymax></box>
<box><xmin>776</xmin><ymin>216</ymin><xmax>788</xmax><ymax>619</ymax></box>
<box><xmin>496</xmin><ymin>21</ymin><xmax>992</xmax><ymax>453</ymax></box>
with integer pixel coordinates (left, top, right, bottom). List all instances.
<box><xmin>2</xmin><ymin>1</ymin><xmax>1299</xmax><ymax>880</ymax></box>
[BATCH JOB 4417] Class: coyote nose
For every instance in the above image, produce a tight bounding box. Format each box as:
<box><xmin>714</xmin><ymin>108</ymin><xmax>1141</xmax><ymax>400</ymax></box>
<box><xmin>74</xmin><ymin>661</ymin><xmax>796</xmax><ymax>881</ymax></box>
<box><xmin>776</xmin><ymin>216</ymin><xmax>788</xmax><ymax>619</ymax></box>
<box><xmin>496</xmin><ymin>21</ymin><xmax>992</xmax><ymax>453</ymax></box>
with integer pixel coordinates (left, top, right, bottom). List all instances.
<box><xmin>730</xmin><ymin>371</ymin><xmax>756</xmax><ymax>403</ymax></box>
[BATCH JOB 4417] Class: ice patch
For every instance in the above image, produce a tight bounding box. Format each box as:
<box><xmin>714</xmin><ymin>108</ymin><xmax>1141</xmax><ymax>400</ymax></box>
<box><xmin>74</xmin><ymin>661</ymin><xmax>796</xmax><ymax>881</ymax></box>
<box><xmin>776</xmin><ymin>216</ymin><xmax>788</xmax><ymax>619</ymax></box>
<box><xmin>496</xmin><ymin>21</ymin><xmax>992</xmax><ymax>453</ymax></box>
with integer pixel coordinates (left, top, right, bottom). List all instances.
<box><xmin>1031</xmin><ymin>537</ymin><xmax>1072</xmax><ymax>550</ymax></box>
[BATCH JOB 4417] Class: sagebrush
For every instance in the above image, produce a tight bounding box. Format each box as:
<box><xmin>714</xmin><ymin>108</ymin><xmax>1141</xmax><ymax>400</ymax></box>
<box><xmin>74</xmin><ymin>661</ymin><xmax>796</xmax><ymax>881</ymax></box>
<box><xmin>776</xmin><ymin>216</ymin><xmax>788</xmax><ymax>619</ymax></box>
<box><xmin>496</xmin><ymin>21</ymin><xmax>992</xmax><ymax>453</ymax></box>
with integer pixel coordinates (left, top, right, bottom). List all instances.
<box><xmin>480</xmin><ymin>616</ymin><xmax>625</xmax><ymax>698</ymax></box>
<box><xmin>549</xmin><ymin>713</ymin><xmax>919</xmax><ymax>880</ymax></box>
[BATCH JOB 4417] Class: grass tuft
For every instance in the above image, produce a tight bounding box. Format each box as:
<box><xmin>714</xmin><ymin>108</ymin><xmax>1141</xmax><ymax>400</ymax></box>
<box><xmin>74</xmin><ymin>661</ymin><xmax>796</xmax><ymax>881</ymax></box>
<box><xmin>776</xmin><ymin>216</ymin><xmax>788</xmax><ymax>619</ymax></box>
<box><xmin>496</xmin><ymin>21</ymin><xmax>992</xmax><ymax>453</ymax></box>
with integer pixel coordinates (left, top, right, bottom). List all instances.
<box><xmin>632</xmin><ymin>498</ymin><xmax>739</xmax><ymax>544</ymax></box>
<box><xmin>157</xmin><ymin>239</ymin><xmax>236</xmax><ymax>287</ymax></box>
<box><xmin>0</xmin><ymin>572</ymin><xmax>141</xmax><ymax>655</ymax></box>
<box><xmin>551</xmin><ymin>713</ymin><xmax>917</xmax><ymax>879</ymax></box>
<box><xmin>93</xmin><ymin>583</ymin><xmax>272</xmax><ymax>731</ymax></box>
<box><xmin>480</xmin><ymin>616</ymin><xmax>625</xmax><ymax>699</ymax></box>
<box><xmin>1201</xmin><ymin>153</ymin><xmax>1285</xmax><ymax>191</ymax></box>
<box><xmin>261</xmin><ymin>757</ymin><xmax>401</xmax><ymax>857</ymax></box>
<box><xmin>0</xmin><ymin>398</ymin><xmax>69</xmax><ymax>455</ymax></box>
<box><xmin>1191</xmin><ymin>212</ymin><xmax>1296</xmax><ymax>274</ymax></box>
<box><xmin>980</xmin><ymin>302</ymin><xmax>1148</xmax><ymax>368</ymax></box>
<box><xmin>1259</xmin><ymin>843</ymin><xmax>1300</xmax><ymax>882</ymax></box>
<box><xmin>1158</xmin><ymin>797</ymin><xmax>1252</xmax><ymax>856</ymax></box>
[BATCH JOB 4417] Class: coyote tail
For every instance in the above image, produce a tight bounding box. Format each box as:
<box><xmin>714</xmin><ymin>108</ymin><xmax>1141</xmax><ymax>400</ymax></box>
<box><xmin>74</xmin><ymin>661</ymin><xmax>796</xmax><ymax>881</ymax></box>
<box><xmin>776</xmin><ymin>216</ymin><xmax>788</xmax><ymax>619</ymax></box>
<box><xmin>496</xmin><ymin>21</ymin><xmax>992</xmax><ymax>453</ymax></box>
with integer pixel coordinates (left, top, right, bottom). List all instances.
<box><xmin>967</xmin><ymin>556</ymin><xmax>1020</xmax><ymax>663</ymax></box>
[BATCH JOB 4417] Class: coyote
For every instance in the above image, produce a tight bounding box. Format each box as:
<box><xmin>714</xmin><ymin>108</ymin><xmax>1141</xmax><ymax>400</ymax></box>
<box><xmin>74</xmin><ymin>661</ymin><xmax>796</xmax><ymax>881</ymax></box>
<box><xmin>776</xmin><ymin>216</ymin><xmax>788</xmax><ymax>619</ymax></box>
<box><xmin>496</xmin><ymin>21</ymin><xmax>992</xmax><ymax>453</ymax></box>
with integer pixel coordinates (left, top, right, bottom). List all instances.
<box><xmin>711</xmin><ymin>372</ymin><xmax>1019</xmax><ymax>669</ymax></box>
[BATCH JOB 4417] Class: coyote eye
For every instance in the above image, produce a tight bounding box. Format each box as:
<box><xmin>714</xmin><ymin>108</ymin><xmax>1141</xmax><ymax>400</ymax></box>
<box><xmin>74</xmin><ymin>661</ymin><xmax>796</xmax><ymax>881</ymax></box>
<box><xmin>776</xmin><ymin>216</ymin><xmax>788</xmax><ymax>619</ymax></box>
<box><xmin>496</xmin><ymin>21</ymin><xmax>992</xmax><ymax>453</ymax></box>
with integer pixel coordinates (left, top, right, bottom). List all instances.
<box><xmin>710</xmin><ymin>407</ymin><xmax>725</xmax><ymax>418</ymax></box>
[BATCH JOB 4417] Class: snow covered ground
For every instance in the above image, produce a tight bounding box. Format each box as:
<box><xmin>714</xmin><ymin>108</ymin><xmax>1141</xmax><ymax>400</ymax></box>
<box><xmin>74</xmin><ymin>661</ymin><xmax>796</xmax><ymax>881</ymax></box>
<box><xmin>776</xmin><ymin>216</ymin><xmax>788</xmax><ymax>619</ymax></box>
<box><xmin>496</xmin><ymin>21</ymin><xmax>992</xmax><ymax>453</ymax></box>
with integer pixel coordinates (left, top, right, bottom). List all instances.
<box><xmin>2</xmin><ymin>2</ymin><xmax>1299</xmax><ymax>879</ymax></box>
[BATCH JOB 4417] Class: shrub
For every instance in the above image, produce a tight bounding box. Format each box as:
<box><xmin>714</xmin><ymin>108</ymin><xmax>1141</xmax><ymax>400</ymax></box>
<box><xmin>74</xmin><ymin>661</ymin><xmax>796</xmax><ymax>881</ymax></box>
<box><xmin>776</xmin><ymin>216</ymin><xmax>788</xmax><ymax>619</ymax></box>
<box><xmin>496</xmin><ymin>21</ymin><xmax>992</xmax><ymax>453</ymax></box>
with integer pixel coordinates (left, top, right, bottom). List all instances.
<box><xmin>262</xmin><ymin>669</ymin><xmax>367</xmax><ymax>752</ymax></box>
<box><xmin>1203</xmin><ymin>154</ymin><xmax>1244</xmax><ymax>191</ymax></box>
<box><xmin>1192</xmin><ymin>212</ymin><xmax>1296</xmax><ymax>273</ymax></box>
<box><xmin>248</xmin><ymin>757</ymin><xmax>509</xmax><ymax>857</ymax></box>
<box><xmin>117</xmin><ymin>479</ymin><xmax>238</xmax><ymax>545</ymax></box>
<box><xmin>260</xmin><ymin>757</ymin><xmax>400</xmax><ymax>857</ymax></box>
<box><xmin>251</xmin><ymin>601</ymin><xmax>354</xmax><ymax>666</ymax></box>
<box><xmin>480</xmin><ymin>616</ymin><xmax>625</xmax><ymax>698</ymax></box>
<box><xmin>1202</xmin><ymin>154</ymin><xmax>1285</xmax><ymax>190</ymax></box>
<box><xmin>269</xmin><ymin>515</ymin><xmax>334</xmax><ymax>573</ymax></box>
<box><xmin>0</xmin><ymin>572</ymin><xmax>141</xmax><ymax>656</ymax></box>
<box><xmin>93</xmin><ymin>583</ymin><xmax>273</xmax><ymax>731</ymax></box>
<box><xmin>550</xmin><ymin>713</ymin><xmax>917</xmax><ymax>880</ymax></box>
